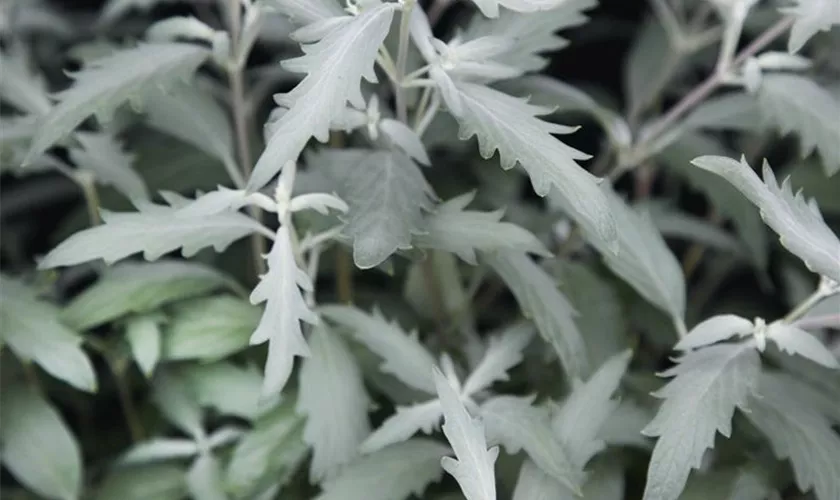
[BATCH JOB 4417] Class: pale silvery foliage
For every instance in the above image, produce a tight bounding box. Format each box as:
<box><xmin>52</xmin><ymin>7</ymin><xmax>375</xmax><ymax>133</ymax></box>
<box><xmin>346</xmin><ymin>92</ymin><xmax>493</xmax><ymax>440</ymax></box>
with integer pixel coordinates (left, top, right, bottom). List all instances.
<box><xmin>1</xmin><ymin>0</ymin><xmax>840</xmax><ymax>499</ymax></box>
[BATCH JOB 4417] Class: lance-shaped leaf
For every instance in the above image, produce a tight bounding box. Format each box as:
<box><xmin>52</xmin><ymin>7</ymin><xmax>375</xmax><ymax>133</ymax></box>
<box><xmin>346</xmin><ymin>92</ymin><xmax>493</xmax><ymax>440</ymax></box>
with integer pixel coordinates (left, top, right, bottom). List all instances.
<box><xmin>38</xmin><ymin>194</ymin><xmax>269</xmax><ymax>269</ymax></box>
<box><xmin>0</xmin><ymin>278</ymin><xmax>97</xmax><ymax>392</ymax></box>
<box><xmin>94</xmin><ymin>463</ymin><xmax>188</xmax><ymax>500</ymax></box>
<box><xmin>163</xmin><ymin>296</ymin><xmax>259</xmax><ymax>362</ymax></box>
<box><xmin>480</xmin><ymin>396</ymin><xmax>580</xmax><ymax>492</ymax></box>
<box><xmin>766</xmin><ymin>321</ymin><xmax>839</xmax><ymax>369</ymax></box>
<box><xmin>297</xmin><ymin>324</ymin><xmax>371</xmax><ymax>482</ymax></box>
<box><xmin>125</xmin><ymin>313</ymin><xmax>164</xmax><ymax>378</ymax></box>
<box><xmin>0</xmin><ymin>385</ymin><xmax>83</xmax><ymax>500</ymax></box>
<box><xmin>451</xmin><ymin>81</ymin><xmax>616</xmax><ymax>246</ymax></box>
<box><xmin>462</xmin><ymin>0</ymin><xmax>595</xmax><ymax>72</ymax></box>
<box><xmin>0</xmin><ymin>46</ymin><xmax>52</xmax><ymax>115</ymax></box>
<box><xmin>435</xmin><ymin>368</ymin><xmax>499</xmax><ymax>500</ymax></box>
<box><xmin>642</xmin><ymin>342</ymin><xmax>761</xmax><ymax>500</ymax></box>
<box><xmin>250</xmin><ymin>225</ymin><xmax>318</xmax><ymax>397</ymax></box>
<box><xmin>469</xmin><ymin>0</ymin><xmax>577</xmax><ymax>18</ymax></box>
<box><xmin>692</xmin><ymin>155</ymin><xmax>840</xmax><ymax>283</ymax></box>
<box><xmin>781</xmin><ymin>0</ymin><xmax>840</xmax><ymax>53</ymax></box>
<box><xmin>120</xmin><ymin>439</ymin><xmax>199</xmax><ymax>465</ymax></box>
<box><xmin>24</xmin><ymin>42</ymin><xmax>209</xmax><ymax>164</ymax></box>
<box><xmin>552</xmin><ymin>350</ymin><xmax>632</xmax><ymax>469</ymax></box>
<box><xmin>416</xmin><ymin>192</ymin><xmax>549</xmax><ymax>265</ymax></box>
<box><xmin>314</xmin><ymin>439</ymin><xmax>448</xmax><ymax>500</ymax></box>
<box><xmin>746</xmin><ymin>372</ymin><xmax>840</xmax><ymax>500</ymax></box>
<box><xmin>186</xmin><ymin>453</ymin><xmax>226</xmax><ymax>500</ymax></box>
<box><xmin>270</xmin><ymin>0</ymin><xmax>346</xmax><ymax>25</ymax></box>
<box><xmin>360</xmin><ymin>399</ymin><xmax>444</xmax><ymax>453</ymax></box>
<box><xmin>152</xmin><ymin>369</ymin><xmax>205</xmax><ymax>440</ymax></box>
<box><xmin>319</xmin><ymin>305</ymin><xmax>438</xmax><ymax>394</ymax></box>
<box><xmin>566</xmin><ymin>186</ymin><xmax>686</xmax><ymax>334</ymax></box>
<box><xmin>484</xmin><ymin>251</ymin><xmax>589</xmax><ymax>378</ymax></box>
<box><xmin>315</xmin><ymin>148</ymin><xmax>435</xmax><ymax>269</ymax></box>
<box><xmin>757</xmin><ymin>74</ymin><xmax>840</xmax><ymax>176</ymax></box>
<box><xmin>248</xmin><ymin>3</ymin><xmax>398</xmax><ymax>191</ymax></box>
<box><xmin>462</xmin><ymin>323</ymin><xmax>535</xmax><ymax>396</ymax></box>
<box><xmin>675</xmin><ymin>315</ymin><xmax>755</xmax><ymax>351</ymax></box>
<box><xmin>69</xmin><ymin>131</ymin><xmax>148</xmax><ymax>201</ymax></box>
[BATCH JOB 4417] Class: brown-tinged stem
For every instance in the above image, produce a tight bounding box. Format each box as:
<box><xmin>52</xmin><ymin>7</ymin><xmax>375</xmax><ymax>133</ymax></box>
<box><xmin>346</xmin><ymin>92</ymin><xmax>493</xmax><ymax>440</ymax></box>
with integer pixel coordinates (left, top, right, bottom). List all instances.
<box><xmin>108</xmin><ymin>356</ymin><xmax>144</xmax><ymax>442</ymax></box>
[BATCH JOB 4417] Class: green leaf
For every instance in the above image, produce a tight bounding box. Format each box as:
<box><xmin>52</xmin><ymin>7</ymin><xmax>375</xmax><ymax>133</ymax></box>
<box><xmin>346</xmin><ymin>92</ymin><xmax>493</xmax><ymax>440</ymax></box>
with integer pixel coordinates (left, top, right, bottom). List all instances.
<box><xmin>69</xmin><ymin>131</ymin><xmax>149</xmax><ymax>201</ymax></box>
<box><xmin>758</xmin><ymin>74</ymin><xmax>840</xmax><ymax>176</ymax></box>
<box><xmin>746</xmin><ymin>371</ymin><xmax>840</xmax><ymax>500</ymax></box>
<box><xmin>314</xmin><ymin>148</ymin><xmax>435</xmax><ymax>269</ymax></box>
<box><xmin>248</xmin><ymin>3</ymin><xmax>398</xmax><ymax>191</ymax></box>
<box><xmin>462</xmin><ymin>323</ymin><xmax>535</xmax><ymax>396</ymax></box>
<box><xmin>513</xmin><ymin>458</ymin><xmax>624</xmax><ymax>500</ymax></box>
<box><xmin>485</xmin><ymin>251</ymin><xmax>589</xmax><ymax>378</ymax></box>
<box><xmin>186</xmin><ymin>453</ymin><xmax>227</xmax><ymax>500</ymax></box>
<box><xmin>94</xmin><ymin>464</ymin><xmax>187</xmax><ymax>500</ymax></box>
<box><xmin>249</xmin><ymin>225</ymin><xmax>318</xmax><ymax>397</ymax></box>
<box><xmin>314</xmin><ymin>439</ymin><xmax>448</xmax><ymax>500</ymax></box>
<box><xmin>183</xmin><ymin>362</ymin><xmax>266</xmax><ymax>421</ymax></box>
<box><xmin>781</xmin><ymin>0</ymin><xmax>840</xmax><ymax>53</ymax></box>
<box><xmin>152</xmin><ymin>369</ymin><xmax>205</xmax><ymax>439</ymax></box>
<box><xmin>435</xmin><ymin>368</ymin><xmax>499</xmax><ymax>500</ymax></box>
<box><xmin>24</xmin><ymin>43</ymin><xmax>209</xmax><ymax>164</ymax></box>
<box><xmin>642</xmin><ymin>343</ymin><xmax>761</xmax><ymax>500</ymax></box>
<box><xmin>0</xmin><ymin>278</ymin><xmax>97</xmax><ymax>392</ymax></box>
<box><xmin>416</xmin><ymin>192</ymin><xmax>549</xmax><ymax>265</ymax></box>
<box><xmin>125</xmin><ymin>313</ymin><xmax>164</xmax><ymax>378</ymax></box>
<box><xmin>61</xmin><ymin>261</ymin><xmax>232</xmax><ymax>330</ymax></box>
<box><xmin>691</xmin><ymin>155</ymin><xmax>840</xmax><ymax>283</ymax></box>
<box><xmin>296</xmin><ymin>324</ymin><xmax>371</xmax><ymax>482</ymax></box>
<box><xmin>162</xmin><ymin>296</ymin><xmax>259</xmax><ymax>362</ymax></box>
<box><xmin>624</xmin><ymin>18</ymin><xmax>678</xmax><ymax>116</ymax></box>
<box><xmin>226</xmin><ymin>399</ymin><xmax>307</xmax><ymax>499</ymax></box>
<box><xmin>0</xmin><ymin>385</ymin><xmax>83</xmax><ymax>500</ymax></box>
<box><xmin>451</xmin><ymin>81</ymin><xmax>617</xmax><ymax>246</ymax></box>
<box><xmin>0</xmin><ymin>46</ymin><xmax>52</xmax><ymax>115</ymax></box>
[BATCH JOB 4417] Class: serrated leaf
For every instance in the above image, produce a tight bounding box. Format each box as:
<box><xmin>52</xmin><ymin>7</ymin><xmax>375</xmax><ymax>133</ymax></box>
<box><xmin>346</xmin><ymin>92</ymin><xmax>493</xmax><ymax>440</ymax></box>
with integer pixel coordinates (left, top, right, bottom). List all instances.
<box><xmin>360</xmin><ymin>398</ymin><xmax>444</xmax><ymax>453</ymax></box>
<box><xmin>314</xmin><ymin>439</ymin><xmax>448</xmax><ymax>500</ymax></box>
<box><xmin>766</xmin><ymin>322</ymin><xmax>839</xmax><ymax>368</ymax></box>
<box><xmin>125</xmin><ymin>313</ymin><xmax>164</xmax><ymax>378</ymax></box>
<box><xmin>61</xmin><ymin>261</ymin><xmax>232</xmax><ymax>330</ymax></box>
<box><xmin>226</xmin><ymin>399</ymin><xmax>307</xmax><ymax>499</ymax></box>
<box><xmin>250</xmin><ymin>225</ymin><xmax>318</xmax><ymax>398</ymax></box>
<box><xmin>691</xmin><ymin>155</ymin><xmax>840</xmax><ymax>283</ymax></box>
<box><xmin>746</xmin><ymin>371</ymin><xmax>840</xmax><ymax>500</ymax></box>
<box><xmin>94</xmin><ymin>464</ymin><xmax>187</xmax><ymax>500</ymax></box>
<box><xmin>314</xmin><ymin>148</ymin><xmax>435</xmax><ymax>268</ymax></box>
<box><xmin>319</xmin><ymin>305</ymin><xmax>438</xmax><ymax>394</ymax></box>
<box><xmin>674</xmin><ymin>315</ymin><xmax>754</xmax><ymax>351</ymax></box>
<box><xmin>24</xmin><ymin>43</ymin><xmax>209</xmax><ymax>164</ymax></box>
<box><xmin>642</xmin><ymin>343</ymin><xmax>761</xmax><ymax>500</ymax></box>
<box><xmin>568</xmin><ymin>186</ymin><xmax>687</xmax><ymax>333</ymax></box>
<box><xmin>462</xmin><ymin>323</ymin><xmax>534</xmax><ymax>396</ymax></box>
<box><xmin>552</xmin><ymin>350</ymin><xmax>632</xmax><ymax>469</ymax></box>
<box><xmin>435</xmin><ymin>368</ymin><xmax>499</xmax><ymax>500</ymax></box>
<box><xmin>452</xmin><ymin>81</ymin><xmax>617</xmax><ymax>246</ymax></box>
<box><xmin>781</xmin><ymin>0</ymin><xmax>840</xmax><ymax>53</ymax></box>
<box><xmin>480</xmin><ymin>395</ymin><xmax>580</xmax><ymax>492</ymax></box>
<box><xmin>758</xmin><ymin>74</ymin><xmax>840</xmax><ymax>176</ymax></box>
<box><xmin>462</xmin><ymin>0</ymin><xmax>595</xmax><ymax>72</ymax></box>
<box><xmin>416</xmin><ymin>192</ymin><xmax>549</xmax><ymax>265</ymax></box>
<box><xmin>163</xmin><ymin>296</ymin><xmax>259</xmax><ymax>362</ymax></box>
<box><xmin>69</xmin><ymin>131</ymin><xmax>149</xmax><ymax>201</ymax></box>
<box><xmin>297</xmin><ymin>324</ymin><xmax>371</xmax><ymax>482</ymax></box>
<box><xmin>142</xmin><ymin>84</ymin><xmax>237</xmax><ymax>180</ymax></box>
<box><xmin>0</xmin><ymin>385</ymin><xmax>83</xmax><ymax>500</ymax></box>
<box><xmin>38</xmin><ymin>194</ymin><xmax>268</xmax><ymax>269</ymax></box>
<box><xmin>0</xmin><ymin>278</ymin><xmax>97</xmax><ymax>392</ymax></box>
<box><xmin>248</xmin><ymin>3</ymin><xmax>398</xmax><ymax>191</ymax></box>
<box><xmin>485</xmin><ymin>251</ymin><xmax>589</xmax><ymax>378</ymax></box>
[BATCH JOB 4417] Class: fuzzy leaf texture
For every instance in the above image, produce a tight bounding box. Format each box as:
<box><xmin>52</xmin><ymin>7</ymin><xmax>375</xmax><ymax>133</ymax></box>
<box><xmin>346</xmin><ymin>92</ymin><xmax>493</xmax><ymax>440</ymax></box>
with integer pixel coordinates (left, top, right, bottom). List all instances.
<box><xmin>462</xmin><ymin>323</ymin><xmax>535</xmax><ymax>396</ymax></box>
<box><xmin>24</xmin><ymin>42</ymin><xmax>208</xmax><ymax>164</ymax></box>
<box><xmin>435</xmin><ymin>368</ymin><xmax>499</xmax><ymax>500</ymax></box>
<box><xmin>692</xmin><ymin>155</ymin><xmax>840</xmax><ymax>283</ymax></box>
<box><xmin>765</xmin><ymin>322</ymin><xmax>839</xmax><ymax>369</ymax></box>
<box><xmin>746</xmin><ymin>372</ymin><xmax>840</xmax><ymax>500</ymax></box>
<box><xmin>485</xmin><ymin>251</ymin><xmax>589</xmax><ymax>377</ymax></box>
<box><xmin>314</xmin><ymin>148</ymin><xmax>435</xmax><ymax>269</ymax></box>
<box><xmin>69</xmin><ymin>131</ymin><xmax>149</xmax><ymax>201</ymax></box>
<box><xmin>415</xmin><ymin>192</ymin><xmax>550</xmax><ymax>265</ymax></box>
<box><xmin>250</xmin><ymin>225</ymin><xmax>318</xmax><ymax>397</ymax></box>
<box><xmin>248</xmin><ymin>3</ymin><xmax>398</xmax><ymax>191</ymax></box>
<box><xmin>0</xmin><ymin>385</ymin><xmax>84</xmax><ymax>500</ymax></box>
<box><xmin>270</xmin><ymin>0</ymin><xmax>346</xmax><ymax>25</ymax></box>
<box><xmin>296</xmin><ymin>324</ymin><xmax>371</xmax><ymax>482</ymax></box>
<box><xmin>757</xmin><ymin>74</ymin><xmax>840</xmax><ymax>176</ymax></box>
<box><xmin>37</xmin><ymin>193</ymin><xmax>269</xmax><ymax>269</ymax></box>
<box><xmin>0</xmin><ymin>278</ymin><xmax>97</xmax><ymax>392</ymax></box>
<box><xmin>781</xmin><ymin>0</ymin><xmax>840</xmax><ymax>53</ymax></box>
<box><xmin>642</xmin><ymin>343</ymin><xmax>761</xmax><ymax>500</ymax></box>
<box><xmin>450</xmin><ymin>81</ymin><xmax>617</xmax><ymax>246</ymax></box>
<box><xmin>512</xmin><ymin>458</ymin><xmax>624</xmax><ymax>500</ymax></box>
<box><xmin>469</xmin><ymin>0</ymin><xmax>580</xmax><ymax>18</ymax></box>
<box><xmin>314</xmin><ymin>439</ymin><xmax>449</xmax><ymax>500</ymax></box>
<box><xmin>360</xmin><ymin>398</ymin><xmax>444</xmax><ymax>453</ymax></box>
<box><xmin>674</xmin><ymin>315</ymin><xmax>754</xmax><ymax>352</ymax></box>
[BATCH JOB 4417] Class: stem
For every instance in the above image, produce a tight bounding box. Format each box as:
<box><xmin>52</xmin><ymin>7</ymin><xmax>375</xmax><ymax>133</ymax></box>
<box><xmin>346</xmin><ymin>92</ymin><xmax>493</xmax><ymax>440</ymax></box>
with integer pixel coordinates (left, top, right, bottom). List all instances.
<box><xmin>415</xmin><ymin>91</ymin><xmax>441</xmax><ymax>137</ymax></box>
<box><xmin>640</xmin><ymin>16</ymin><xmax>794</xmax><ymax>148</ymax></box>
<box><xmin>650</xmin><ymin>0</ymin><xmax>684</xmax><ymax>44</ymax></box>
<box><xmin>109</xmin><ymin>357</ymin><xmax>144</xmax><ymax>442</ymax></box>
<box><xmin>394</xmin><ymin>0</ymin><xmax>415</xmax><ymax>123</ymax></box>
<box><xmin>329</xmin><ymin>131</ymin><xmax>353</xmax><ymax>304</ymax></box>
<box><xmin>784</xmin><ymin>287</ymin><xmax>835</xmax><ymax>324</ymax></box>
<box><xmin>77</xmin><ymin>172</ymin><xmax>101</xmax><ymax>226</ymax></box>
